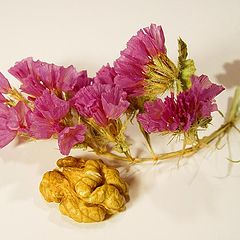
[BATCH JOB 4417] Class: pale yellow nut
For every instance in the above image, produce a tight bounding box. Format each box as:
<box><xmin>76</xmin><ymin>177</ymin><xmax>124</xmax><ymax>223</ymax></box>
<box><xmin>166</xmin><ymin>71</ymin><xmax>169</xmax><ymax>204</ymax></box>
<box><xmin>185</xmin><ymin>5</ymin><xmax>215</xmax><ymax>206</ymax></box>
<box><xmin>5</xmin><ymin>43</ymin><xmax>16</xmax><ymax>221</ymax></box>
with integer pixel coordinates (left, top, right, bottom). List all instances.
<box><xmin>39</xmin><ymin>156</ymin><xmax>129</xmax><ymax>223</ymax></box>
<box><xmin>59</xmin><ymin>196</ymin><xmax>106</xmax><ymax>223</ymax></box>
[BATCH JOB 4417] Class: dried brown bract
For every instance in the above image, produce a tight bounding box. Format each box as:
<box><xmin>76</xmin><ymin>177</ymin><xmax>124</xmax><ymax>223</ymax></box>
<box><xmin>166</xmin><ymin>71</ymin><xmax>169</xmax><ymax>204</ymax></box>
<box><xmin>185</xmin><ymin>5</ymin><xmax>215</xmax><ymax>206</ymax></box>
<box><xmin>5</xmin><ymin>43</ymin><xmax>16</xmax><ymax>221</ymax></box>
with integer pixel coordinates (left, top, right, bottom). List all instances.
<box><xmin>39</xmin><ymin>156</ymin><xmax>129</xmax><ymax>223</ymax></box>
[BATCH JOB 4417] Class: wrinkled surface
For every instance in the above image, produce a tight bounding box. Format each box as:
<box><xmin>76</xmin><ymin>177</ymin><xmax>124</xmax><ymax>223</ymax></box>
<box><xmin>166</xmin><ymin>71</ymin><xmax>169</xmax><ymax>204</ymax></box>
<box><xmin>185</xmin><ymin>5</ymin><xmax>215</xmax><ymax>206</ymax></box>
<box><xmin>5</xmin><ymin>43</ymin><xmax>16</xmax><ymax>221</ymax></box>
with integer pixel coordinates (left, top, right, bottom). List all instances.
<box><xmin>40</xmin><ymin>156</ymin><xmax>129</xmax><ymax>223</ymax></box>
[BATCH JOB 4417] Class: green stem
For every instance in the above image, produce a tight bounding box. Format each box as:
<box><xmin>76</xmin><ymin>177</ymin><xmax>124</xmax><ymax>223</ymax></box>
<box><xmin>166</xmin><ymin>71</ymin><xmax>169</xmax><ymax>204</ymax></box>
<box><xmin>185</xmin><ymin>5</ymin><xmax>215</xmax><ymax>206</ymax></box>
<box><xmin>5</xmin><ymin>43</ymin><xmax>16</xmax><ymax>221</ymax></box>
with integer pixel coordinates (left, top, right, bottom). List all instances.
<box><xmin>98</xmin><ymin>120</ymin><xmax>237</xmax><ymax>163</ymax></box>
<box><xmin>137</xmin><ymin>121</ymin><xmax>157</xmax><ymax>159</ymax></box>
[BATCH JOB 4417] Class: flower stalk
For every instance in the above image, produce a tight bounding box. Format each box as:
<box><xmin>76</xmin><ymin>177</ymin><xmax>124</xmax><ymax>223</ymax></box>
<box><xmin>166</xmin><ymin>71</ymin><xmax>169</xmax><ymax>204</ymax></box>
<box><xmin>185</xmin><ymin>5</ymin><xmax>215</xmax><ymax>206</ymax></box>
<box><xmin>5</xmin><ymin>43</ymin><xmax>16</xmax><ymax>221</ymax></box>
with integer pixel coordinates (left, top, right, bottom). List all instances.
<box><xmin>99</xmin><ymin>87</ymin><xmax>240</xmax><ymax>163</ymax></box>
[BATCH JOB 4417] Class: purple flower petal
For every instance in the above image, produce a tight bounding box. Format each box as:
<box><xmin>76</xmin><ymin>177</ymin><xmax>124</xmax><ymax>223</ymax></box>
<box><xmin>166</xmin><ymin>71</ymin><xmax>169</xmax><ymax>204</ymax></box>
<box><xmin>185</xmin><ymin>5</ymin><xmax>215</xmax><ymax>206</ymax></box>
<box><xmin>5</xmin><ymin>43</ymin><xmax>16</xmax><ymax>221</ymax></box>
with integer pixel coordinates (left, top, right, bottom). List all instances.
<box><xmin>114</xmin><ymin>24</ymin><xmax>166</xmax><ymax>97</ymax></box>
<box><xmin>94</xmin><ymin>64</ymin><xmax>116</xmax><ymax>85</ymax></box>
<box><xmin>34</xmin><ymin>90</ymin><xmax>69</xmax><ymax>120</ymax></box>
<box><xmin>58</xmin><ymin>124</ymin><xmax>87</xmax><ymax>155</ymax></box>
<box><xmin>8</xmin><ymin>57</ymin><xmax>43</xmax><ymax>81</ymax></box>
<box><xmin>101</xmin><ymin>86</ymin><xmax>130</xmax><ymax>119</ymax></box>
<box><xmin>0</xmin><ymin>103</ymin><xmax>19</xmax><ymax>148</ymax></box>
<box><xmin>0</xmin><ymin>73</ymin><xmax>11</xmax><ymax>93</ymax></box>
<box><xmin>74</xmin><ymin>83</ymin><xmax>129</xmax><ymax>126</ymax></box>
<box><xmin>138</xmin><ymin>75</ymin><xmax>225</xmax><ymax>133</ymax></box>
<box><xmin>14</xmin><ymin>101</ymin><xmax>31</xmax><ymax>132</ymax></box>
<box><xmin>9</xmin><ymin>57</ymin><xmax>91</xmax><ymax>97</ymax></box>
<box><xmin>20</xmin><ymin>75</ymin><xmax>46</xmax><ymax>97</ymax></box>
<box><xmin>29</xmin><ymin>91</ymin><xmax>69</xmax><ymax>138</ymax></box>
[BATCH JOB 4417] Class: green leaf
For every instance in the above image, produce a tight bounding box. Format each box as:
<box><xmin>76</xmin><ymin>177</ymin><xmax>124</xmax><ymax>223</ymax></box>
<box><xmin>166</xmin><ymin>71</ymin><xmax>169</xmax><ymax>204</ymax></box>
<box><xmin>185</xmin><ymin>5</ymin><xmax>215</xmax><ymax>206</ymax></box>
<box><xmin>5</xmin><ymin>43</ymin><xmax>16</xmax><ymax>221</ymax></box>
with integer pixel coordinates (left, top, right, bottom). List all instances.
<box><xmin>177</xmin><ymin>38</ymin><xmax>196</xmax><ymax>91</ymax></box>
<box><xmin>178</xmin><ymin>38</ymin><xmax>188</xmax><ymax>62</ymax></box>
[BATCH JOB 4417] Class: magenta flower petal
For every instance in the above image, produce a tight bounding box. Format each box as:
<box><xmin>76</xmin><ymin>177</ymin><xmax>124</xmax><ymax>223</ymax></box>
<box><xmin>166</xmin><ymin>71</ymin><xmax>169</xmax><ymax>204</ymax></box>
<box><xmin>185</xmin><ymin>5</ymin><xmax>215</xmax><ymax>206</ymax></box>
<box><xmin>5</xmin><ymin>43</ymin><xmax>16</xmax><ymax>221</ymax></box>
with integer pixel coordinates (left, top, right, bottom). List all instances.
<box><xmin>29</xmin><ymin>112</ymin><xmax>61</xmax><ymax>139</ymax></box>
<box><xmin>114</xmin><ymin>24</ymin><xmax>166</xmax><ymax>97</ymax></box>
<box><xmin>14</xmin><ymin>101</ymin><xmax>31</xmax><ymax>132</ymax></box>
<box><xmin>0</xmin><ymin>73</ymin><xmax>11</xmax><ymax>93</ymax></box>
<box><xmin>37</xmin><ymin>63</ymin><xmax>60</xmax><ymax>90</ymax></box>
<box><xmin>94</xmin><ymin>64</ymin><xmax>116</xmax><ymax>85</ymax></box>
<box><xmin>101</xmin><ymin>86</ymin><xmax>130</xmax><ymax>119</ymax></box>
<box><xmin>58</xmin><ymin>124</ymin><xmax>87</xmax><ymax>155</ymax></box>
<box><xmin>138</xmin><ymin>75</ymin><xmax>225</xmax><ymax>133</ymax></box>
<box><xmin>71</xmin><ymin>70</ymin><xmax>92</xmax><ymax>94</ymax></box>
<box><xmin>0</xmin><ymin>128</ymin><xmax>17</xmax><ymax>148</ymax></box>
<box><xmin>0</xmin><ymin>103</ymin><xmax>19</xmax><ymax>148</ymax></box>
<box><xmin>9</xmin><ymin>57</ymin><xmax>91</xmax><ymax>97</ymax></box>
<box><xmin>137</xmin><ymin>99</ymin><xmax>166</xmax><ymax>133</ymax></box>
<box><xmin>38</xmin><ymin>64</ymin><xmax>91</xmax><ymax>94</ymax></box>
<box><xmin>9</xmin><ymin>57</ymin><xmax>47</xmax><ymax>96</ymax></box>
<box><xmin>8</xmin><ymin>57</ymin><xmax>43</xmax><ymax>80</ymax></box>
<box><xmin>29</xmin><ymin>91</ymin><xmax>69</xmax><ymax>138</ymax></box>
<box><xmin>74</xmin><ymin>84</ymin><xmax>108</xmax><ymax>126</ymax></box>
<box><xmin>74</xmin><ymin>83</ymin><xmax>129</xmax><ymax>126</ymax></box>
<box><xmin>20</xmin><ymin>75</ymin><xmax>46</xmax><ymax>97</ymax></box>
<box><xmin>34</xmin><ymin>90</ymin><xmax>69</xmax><ymax>120</ymax></box>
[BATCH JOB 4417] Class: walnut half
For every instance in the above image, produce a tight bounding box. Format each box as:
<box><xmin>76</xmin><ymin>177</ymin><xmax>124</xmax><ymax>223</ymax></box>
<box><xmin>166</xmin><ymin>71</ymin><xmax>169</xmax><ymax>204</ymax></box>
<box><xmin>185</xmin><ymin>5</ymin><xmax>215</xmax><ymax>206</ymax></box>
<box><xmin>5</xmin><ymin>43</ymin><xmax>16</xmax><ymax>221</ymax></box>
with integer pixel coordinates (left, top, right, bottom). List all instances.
<box><xmin>39</xmin><ymin>156</ymin><xmax>129</xmax><ymax>223</ymax></box>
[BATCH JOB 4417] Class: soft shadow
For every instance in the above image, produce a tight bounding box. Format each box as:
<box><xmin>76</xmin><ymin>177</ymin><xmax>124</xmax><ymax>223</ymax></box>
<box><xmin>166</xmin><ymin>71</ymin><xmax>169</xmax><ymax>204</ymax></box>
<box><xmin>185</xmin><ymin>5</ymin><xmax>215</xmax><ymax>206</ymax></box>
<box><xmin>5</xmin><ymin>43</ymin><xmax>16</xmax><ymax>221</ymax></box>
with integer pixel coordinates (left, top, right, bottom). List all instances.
<box><xmin>216</xmin><ymin>60</ymin><xmax>240</xmax><ymax>88</ymax></box>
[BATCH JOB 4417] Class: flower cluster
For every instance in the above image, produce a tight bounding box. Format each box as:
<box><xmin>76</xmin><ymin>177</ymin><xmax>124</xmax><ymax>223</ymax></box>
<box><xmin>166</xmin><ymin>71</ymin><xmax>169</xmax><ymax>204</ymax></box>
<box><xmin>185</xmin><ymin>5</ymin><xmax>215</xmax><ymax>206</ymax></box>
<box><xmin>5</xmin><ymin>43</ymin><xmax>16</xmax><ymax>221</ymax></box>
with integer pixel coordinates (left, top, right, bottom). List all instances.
<box><xmin>73</xmin><ymin>65</ymin><xmax>129</xmax><ymax>127</ymax></box>
<box><xmin>137</xmin><ymin>75</ymin><xmax>224</xmax><ymax>134</ymax></box>
<box><xmin>0</xmin><ymin>58</ymin><xmax>129</xmax><ymax>155</ymax></box>
<box><xmin>0</xmin><ymin>24</ymin><xmax>225</xmax><ymax>156</ymax></box>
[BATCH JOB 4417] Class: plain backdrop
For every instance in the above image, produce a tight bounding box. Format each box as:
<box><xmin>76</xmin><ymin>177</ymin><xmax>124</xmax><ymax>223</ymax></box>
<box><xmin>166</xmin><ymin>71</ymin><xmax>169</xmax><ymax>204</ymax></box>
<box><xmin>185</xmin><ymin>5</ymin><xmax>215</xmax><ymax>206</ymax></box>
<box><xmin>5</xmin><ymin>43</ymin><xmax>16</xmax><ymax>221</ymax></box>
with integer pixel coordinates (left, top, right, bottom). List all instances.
<box><xmin>0</xmin><ymin>0</ymin><xmax>240</xmax><ymax>240</ymax></box>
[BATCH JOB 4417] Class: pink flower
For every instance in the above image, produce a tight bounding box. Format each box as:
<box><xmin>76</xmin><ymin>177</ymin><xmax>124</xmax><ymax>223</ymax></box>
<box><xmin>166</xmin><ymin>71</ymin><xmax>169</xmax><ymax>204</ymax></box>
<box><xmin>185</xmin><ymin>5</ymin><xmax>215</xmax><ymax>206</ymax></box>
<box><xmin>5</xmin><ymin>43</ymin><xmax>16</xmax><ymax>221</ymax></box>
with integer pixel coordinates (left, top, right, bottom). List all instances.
<box><xmin>0</xmin><ymin>101</ymin><xmax>30</xmax><ymax>148</ymax></box>
<box><xmin>29</xmin><ymin>91</ymin><xmax>69</xmax><ymax>138</ymax></box>
<box><xmin>137</xmin><ymin>75</ymin><xmax>225</xmax><ymax>133</ymax></box>
<box><xmin>38</xmin><ymin>65</ymin><xmax>91</xmax><ymax>95</ymax></box>
<box><xmin>9</xmin><ymin>57</ymin><xmax>48</xmax><ymax>97</ymax></box>
<box><xmin>8</xmin><ymin>57</ymin><xmax>91</xmax><ymax>97</ymax></box>
<box><xmin>0</xmin><ymin>73</ymin><xmax>11</xmax><ymax>93</ymax></box>
<box><xmin>14</xmin><ymin>101</ymin><xmax>31</xmax><ymax>133</ymax></box>
<box><xmin>0</xmin><ymin>103</ymin><xmax>19</xmax><ymax>148</ymax></box>
<box><xmin>74</xmin><ymin>82</ymin><xmax>129</xmax><ymax>126</ymax></box>
<box><xmin>114</xmin><ymin>24</ymin><xmax>166</xmax><ymax>97</ymax></box>
<box><xmin>94</xmin><ymin>64</ymin><xmax>116</xmax><ymax>85</ymax></box>
<box><xmin>58</xmin><ymin>124</ymin><xmax>87</xmax><ymax>155</ymax></box>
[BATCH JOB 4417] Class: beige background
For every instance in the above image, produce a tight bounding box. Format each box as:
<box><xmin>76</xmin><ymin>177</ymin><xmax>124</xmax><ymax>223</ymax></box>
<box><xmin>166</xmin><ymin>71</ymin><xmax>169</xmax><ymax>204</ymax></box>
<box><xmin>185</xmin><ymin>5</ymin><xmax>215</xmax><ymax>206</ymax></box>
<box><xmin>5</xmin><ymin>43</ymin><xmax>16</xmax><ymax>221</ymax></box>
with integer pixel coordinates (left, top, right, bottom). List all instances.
<box><xmin>0</xmin><ymin>0</ymin><xmax>240</xmax><ymax>239</ymax></box>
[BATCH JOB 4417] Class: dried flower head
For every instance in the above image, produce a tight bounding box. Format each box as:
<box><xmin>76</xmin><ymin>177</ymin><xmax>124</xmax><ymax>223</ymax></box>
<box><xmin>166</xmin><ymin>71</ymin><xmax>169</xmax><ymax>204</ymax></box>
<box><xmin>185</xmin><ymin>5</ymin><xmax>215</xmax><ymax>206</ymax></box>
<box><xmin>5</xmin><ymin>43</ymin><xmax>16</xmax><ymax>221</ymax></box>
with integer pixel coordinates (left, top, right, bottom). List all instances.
<box><xmin>8</xmin><ymin>57</ymin><xmax>91</xmax><ymax>98</ymax></box>
<box><xmin>137</xmin><ymin>75</ymin><xmax>225</xmax><ymax>134</ymax></box>
<box><xmin>114</xmin><ymin>24</ymin><xmax>179</xmax><ymax>98</ymax></box>
<box><xmin>40</xmin><ymin>156</ymin><xmax>129</xmax><ymax>223</ymax></box>
<box><xmin>0</xmin><ymin>101</ymin><xmax>30</xmax><ymax>148</ymax></box>
<box><xmin>28</xmin><ymin>90</ymin><xmax>69</xmax><ymax>138</ymax></box>
<box><xmin>94</xmin><ymin>64</ymin><xmax>116</xmax><ymax>85</ymax></box>
<box><xmin>74</xmin><ymin>82</ymin><xmax>129</xmax><ymax>127</ymax></box>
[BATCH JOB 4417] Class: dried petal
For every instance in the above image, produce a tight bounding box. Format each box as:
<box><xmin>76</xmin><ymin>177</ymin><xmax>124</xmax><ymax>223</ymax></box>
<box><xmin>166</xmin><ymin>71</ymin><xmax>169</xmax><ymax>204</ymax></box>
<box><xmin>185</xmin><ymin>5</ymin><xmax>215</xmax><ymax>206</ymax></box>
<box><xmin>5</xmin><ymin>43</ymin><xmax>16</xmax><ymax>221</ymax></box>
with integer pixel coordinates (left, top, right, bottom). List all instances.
<box><xmin>9</xmin><ymin>57</ymin><xmax>91</xmax><ymax>97</ymax></box>
<box><xmin>29</xmin><ymin>91</ymin><xmax>69</xmax><ymax>138</ymax></box>
<box><xmin>58</xmin><ymin>125</ymin><xmax>87</xmax><ymax>155</ymax></box>
<box><xmin>0</xmin><ymin>103</ymin><xmax>19</xmax><ymax>148</ymax></box>
<box><xmin>138</xmin><ymin>75</ymin><xmax>225</xmax><ymax>133</ymax></box>
<box><xmin>0</xmin><ymin>72</ymin><xmax>11</xmax><ymax>93</ymax></box>
<box><xmin>74</xmin><ymin>83</ymin><xmax>129</xmax><ymax>126</ymax></box>
<box><xmin>114</xmin><ymin>24</ymin><xmax>167</xmax><ymax>97</ymax></box>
